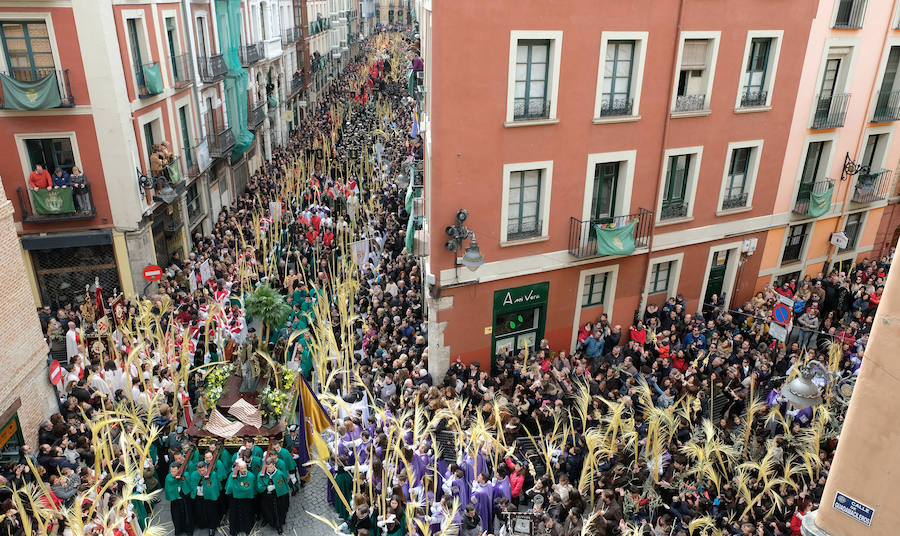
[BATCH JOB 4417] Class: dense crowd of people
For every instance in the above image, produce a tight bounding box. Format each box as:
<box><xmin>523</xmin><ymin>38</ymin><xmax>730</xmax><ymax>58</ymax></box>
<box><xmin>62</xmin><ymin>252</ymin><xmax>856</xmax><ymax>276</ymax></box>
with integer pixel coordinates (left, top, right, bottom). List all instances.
<box><xmin>20</xmin><ymin>21</ymin><xmax>894</xmax><ymax>536</ymax></box>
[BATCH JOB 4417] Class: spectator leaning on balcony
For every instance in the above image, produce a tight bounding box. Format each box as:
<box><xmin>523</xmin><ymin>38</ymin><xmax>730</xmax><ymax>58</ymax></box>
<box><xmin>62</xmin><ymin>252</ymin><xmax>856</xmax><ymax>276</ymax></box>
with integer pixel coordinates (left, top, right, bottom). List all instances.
<box><xmin>28</xmin><ymin>163</ymin><xmax>52</xmax><ymax>190</ymax></box>
<box><xmin>51</xmin><ymin>167</ymin><xmax>70</xmax><ymax>189</ymax></box>
<box><xmin>70</xmin><ymin>166</ymin><xmax>91</xmax><ymax>214</ymax></box>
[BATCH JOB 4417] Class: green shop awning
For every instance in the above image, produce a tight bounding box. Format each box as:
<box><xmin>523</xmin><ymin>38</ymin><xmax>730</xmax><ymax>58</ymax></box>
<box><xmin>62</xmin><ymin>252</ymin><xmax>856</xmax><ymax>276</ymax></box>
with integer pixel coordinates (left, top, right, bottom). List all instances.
<box><xmin>0</xmin><ymin>71</ymin><xmax>61</xmax><ymax>110</ymax></box>
<box><xmin>31</xmin><ymin>188</ymin><xmax>75</xmax><ymax>215</ymax></box>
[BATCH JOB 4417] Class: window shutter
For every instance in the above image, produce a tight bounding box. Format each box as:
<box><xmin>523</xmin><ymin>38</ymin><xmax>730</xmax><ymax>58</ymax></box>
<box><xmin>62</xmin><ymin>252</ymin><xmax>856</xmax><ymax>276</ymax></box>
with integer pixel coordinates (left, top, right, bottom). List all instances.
<box><xmin>681</xmin><ymin>40</ymin><xmax>709</xmax><ymax>70</ymax></box>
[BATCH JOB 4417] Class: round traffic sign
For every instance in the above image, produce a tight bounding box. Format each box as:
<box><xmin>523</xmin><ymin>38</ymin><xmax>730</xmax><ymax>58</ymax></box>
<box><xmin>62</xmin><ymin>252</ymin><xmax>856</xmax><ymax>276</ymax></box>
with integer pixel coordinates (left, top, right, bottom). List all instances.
<box><xmin>772</xmin><ymin>303</ymin><xmax>791</xmax><ymax>326</ymax></box>
<box><xmin>143</xmin><ymin>265</ymin><xmax>163</xmax><ymax>282</ymax></box>
<box><xmin>49</xmin><ymin>360</ymin><xmax>62</xmax><ymax>386</ymax></box>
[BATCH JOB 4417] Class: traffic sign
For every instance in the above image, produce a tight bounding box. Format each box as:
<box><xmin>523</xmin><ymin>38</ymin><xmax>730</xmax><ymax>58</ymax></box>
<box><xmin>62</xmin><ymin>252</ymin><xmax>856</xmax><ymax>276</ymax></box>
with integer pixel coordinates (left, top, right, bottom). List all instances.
<box><xmin>49</xmin><ymin>360</ymin><xmax>62</xmax><ymax>387</ymax></box>
<box><xmin>143</xmin><ymin>265</ymin><xmax>163</xmax><ymax>282</ymax></box>
<box><xmin>772</xmin><ymin>303</ymin><xmax>791</xmax><ymax>326</ymax></box>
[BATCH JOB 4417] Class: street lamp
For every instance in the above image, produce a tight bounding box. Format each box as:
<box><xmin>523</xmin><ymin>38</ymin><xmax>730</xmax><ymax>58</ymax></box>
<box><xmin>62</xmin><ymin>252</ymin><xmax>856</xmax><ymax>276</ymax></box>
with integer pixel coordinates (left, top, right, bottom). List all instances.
<box><xmin>781</xmin><ymin>359</ymin><xmax>857</xmax><ymax>409</ymax></box>
<box><xmin>445</xmin><ymin>209</ymin><xmax>484</xmax><ymax>272</ymax></box>
<box><xmin>840</xmin><ymin>152</ymin><xmax>870</xmax><ymax>182</ymax></box>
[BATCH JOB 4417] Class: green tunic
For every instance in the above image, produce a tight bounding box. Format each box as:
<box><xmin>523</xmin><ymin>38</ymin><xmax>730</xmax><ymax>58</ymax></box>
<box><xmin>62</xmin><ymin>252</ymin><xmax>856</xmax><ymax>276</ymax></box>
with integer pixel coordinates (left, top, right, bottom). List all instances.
<box><xmin>190</xmin><ymin>470</ymin><xmax>222</xmax><ymax>501</ymax></box>
<box><xmin>256</xmin><ymin>468</ymin><xmax>291</xmax><ymax>497</ymax></box>
<box><xmin>164</xmin><ymin>473</ymin><xmax>193</xmax><ymax>501</ymax></box>
<box><xmin>225</xmin><ymin>472</ymin><xmax>257</xmax><ymax>499</ymax></box>
<box><xmin>334</xmin><ymin>470</ymin><xmax>353</xmax><ymax>520</ymax></box>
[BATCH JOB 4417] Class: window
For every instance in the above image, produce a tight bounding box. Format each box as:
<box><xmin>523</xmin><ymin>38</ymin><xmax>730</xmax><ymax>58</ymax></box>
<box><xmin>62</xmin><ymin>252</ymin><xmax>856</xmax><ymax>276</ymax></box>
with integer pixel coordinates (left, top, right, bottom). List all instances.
<box><xmin>740</xmin><ymin>37</ymin><xmax>772</xmax><ymax>107</ymax></box>
<box><xmin>590</xmin><ymin>162</ymin><xmax>619</xmax><ymax>221</ymax></box>
<box><xmin>506</xmin><ymin>31</ymin><xmax>562</xmax><ymax>124</ymax></box>
<box><xmin>725</xmin><ymin>148</ymin><xmax>750</xmax><ymax>206</ymax></box>
<box><xmin>186</xmin><ymin>182</ymin><xmax>203</xmax><ymax>223</ymax></box>
<box><xmin>673</xmin><ymin>33</ymin><xmax>720</xmax><ymax>113</ymax></box>
<box><xmin>24</xmin><ymin>138</ymin><xmax>75</xmax><ymax>173</ymax></box>
<box><xmin>812</xmin><ymin>50</ymin><xmax>851</xmax><ymax>129</ymax></box>
<box><xmin>507</xmin><ymin>169</ymin><xmax>543</xmax><ymax>239</ymax></box>
<box><xmin>126</xmin><ymin>18</ymin><xmax>144</xmax><ymax>71</ymax></box>
<box><xmin>178</xmin><ymin>105</ymin><xmax>193</xmax><ymax>168</ymax></box>
<box><xmin>874</xmin><ymin>46</ymin><xmax>900</xmax><ymax>122</ymax></box>
<box><xmin>143</xmin><ymin>122</ymin><xmax>155</xmax><ymax>164</ymax></box>
<box><xmin>649</xmin><ymin>261</ymin><xmax>673</xmax><ymax>295</ymax></box>
<box><xmin>782</xmin><ymin>224</ymin><xmax>808</xmax><ymax>263</ymax></box>
<box><xmin>0</xmin><ymin>21</ymin><xmax>54</xmax><ymax>81</ymax></box>
<box><xmin>833</xmin><ymin>0</ymin><xmax>866</xmax><ymax>29</ymax></box>
<box><xmin>841</xmin><ymin>212</ymin><xmax>863</xmax><ymax>251</ymax></box>
<box><xmin>774</xmin><ymin>271</ymin><xmax>801</xmax><ymax>288</ymax></box>
<box><xmin>861</xmin><ymin>133</ymin><xmax>885</xmax><ymax>169</ymax></box>
<box><xmin>662</xmin><ymin>154</ymin><xmax>691</xmax><ymax>220</ymax></box>
<box><xmin>514</xmin><ymin>40</ymin><xmax>550</xmax><ymax>120</ymax></box>
<box><xmin>196</xmin><ymin>17</ymin><xmax>208</xmax><ymax>56</ymax></box>
<box><xmin>165</xmin><ymin>18</ymin><xmax>180</xmax><ymax>80</ymax></box>
<box><xmin>719</xmin><ymin>141</ymin><xmax>763</xmax><ymax>211</ymax></box>
<box><xmin>795</xmin><ymin>139</ymin><xmax>831</xmax><ymax>211</ymax></box>
<box><xmin>582</xmin><ymin>272</ymin><xmax>608</xmax><ymax>307</ymax></box>
<box><xmin>600</xmin><ymin>41</ymin><xmax>634</xmax><ymax>116</ymax></box>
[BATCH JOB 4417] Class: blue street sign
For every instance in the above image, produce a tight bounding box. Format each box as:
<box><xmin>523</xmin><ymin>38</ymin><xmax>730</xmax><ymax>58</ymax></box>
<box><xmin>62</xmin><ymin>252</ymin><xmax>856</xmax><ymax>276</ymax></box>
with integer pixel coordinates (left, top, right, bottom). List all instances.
<box><xmin>772</xmin><ymin>303</ymin><xmax>791</xmax><ymax>326</ymax></box>
<box><xmin>833</xmin><ymin>492</ymin><xmax>874</xmax><ymax>526</ymax></box>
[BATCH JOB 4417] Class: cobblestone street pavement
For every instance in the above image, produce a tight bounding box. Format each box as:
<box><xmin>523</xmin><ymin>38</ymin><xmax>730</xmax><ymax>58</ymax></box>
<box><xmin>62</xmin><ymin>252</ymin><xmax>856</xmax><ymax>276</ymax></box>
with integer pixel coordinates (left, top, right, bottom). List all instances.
<box><xmin>154</xmin><ymin>469</ymin><xmax>340</xmax><ymax>535</ymax></box>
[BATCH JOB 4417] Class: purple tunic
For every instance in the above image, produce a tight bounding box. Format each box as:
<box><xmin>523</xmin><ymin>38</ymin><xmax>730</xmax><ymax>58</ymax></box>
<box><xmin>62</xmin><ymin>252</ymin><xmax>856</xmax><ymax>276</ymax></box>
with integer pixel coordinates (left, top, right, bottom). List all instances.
<box><xmin>471</xmin><ymin>482</ymin><xmax>494</xmax><ymax>534</ymax></box>
<box><xmin>493</xmin><ymin>477</ymin><xmax>512</xmax><ymax>502</ymax></box>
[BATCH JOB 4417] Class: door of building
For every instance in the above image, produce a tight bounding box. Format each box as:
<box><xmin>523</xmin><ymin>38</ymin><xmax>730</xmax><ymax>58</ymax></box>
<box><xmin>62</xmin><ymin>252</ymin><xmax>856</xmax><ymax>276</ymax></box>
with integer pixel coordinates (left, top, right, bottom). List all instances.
<box><xmin>705</xmin><ymin>250</ymin><xmax>730</xmax><ymax>304</ymax></box>
<box><xmin>491</xmin><ymin>282</ymin><xmax>549</xmax><ymax>367</ymax></box>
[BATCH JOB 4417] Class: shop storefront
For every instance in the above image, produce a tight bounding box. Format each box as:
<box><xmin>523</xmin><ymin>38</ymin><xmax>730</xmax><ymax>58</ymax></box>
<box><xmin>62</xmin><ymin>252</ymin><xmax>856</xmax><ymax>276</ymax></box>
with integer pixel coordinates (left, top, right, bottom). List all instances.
<box><xmin>491</xmin><ymin>281</ymin><xmax>549</xmax><ymax>364</ymax></box>
<box><xmin>0</xmin><ymin>402</ymin><xmax>24</xmax><ymax>466</ymax></box>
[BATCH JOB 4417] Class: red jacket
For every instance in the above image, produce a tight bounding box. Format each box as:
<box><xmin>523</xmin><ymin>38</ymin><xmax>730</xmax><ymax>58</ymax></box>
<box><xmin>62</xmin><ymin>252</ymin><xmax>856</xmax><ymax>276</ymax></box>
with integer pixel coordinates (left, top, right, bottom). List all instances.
<box><xmin>505</xmin><ymin>459</ymin><xmax>524</xmax><ymax>498</ymax></box>
<box><xmin>29</xmin><ymin>169</ymin><xmax>52</xmax><ymax>189</ymax></box>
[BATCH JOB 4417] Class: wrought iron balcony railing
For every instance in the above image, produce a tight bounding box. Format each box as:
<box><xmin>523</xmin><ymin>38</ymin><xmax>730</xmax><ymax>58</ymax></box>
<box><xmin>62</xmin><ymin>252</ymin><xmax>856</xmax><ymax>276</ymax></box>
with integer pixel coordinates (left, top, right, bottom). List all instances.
<box><xmin>0</xmin><ymin>68</ymin><xmax>74</xmax><ymax>109</ymax></box>
<box><xmin>568</xmin><ymin>209</ymin><xmax>653</xmax><ymax>258</ymax></box>
<box><xmin>197</xmin><ymin>54</ymin><xmax>227</xmax><ymax>84</ymax></box>
<box><xmin>721</xmin><ymin>192</ymin><xmax>749</xmax><ymax>210</ymax></box>
<box><xmin>291</xmin><ymin>76</ymin><xmax>304</xmax><ymax>96</ymax></box>
<box><xmin>793</xmin><ymin>179</ymin><xmax>834</xmax><ymax>215</ymax></box>
<box><xmin>599</xmin><ymin>97</ymin><xmax>633</xmax><ymax>117</ymax></box>
<box><xmin>17</xmin><ymin>184</ymin><xmax>95</xmax><ymax>223</ymax></box>
<box><xmin>740</xmin><ymin>90</ymin><xmax>768</xmax><ymax>108</ymax></box>
<box><xmin>811</xmin><ymin>93</ymin><xmax>850</xmax><ymax>129</ymax></box>
<box><xmin>249</xmin><ymin>102</ymin><xmax>266</xmax><ymax>130</ymax></box>
<box><xmin>674</xmin><ymin>94</ymin><xmax>707</xmax><ymax>113</ymax></box>
<box><xmin>873</xmin><ymin>90</ymin><xmax>900</xmax><ymax>123</ymax></box>
<box><xmin>282</xmin><ymin>27</ymin><xmax>301</xmax><ymax>45</ymax></box>
<box><xmin>660</xmin><ymin>201</ymin><xmax>689</xmax><ymax>220</ymax></box>
<box><xmin>852</xmin><ymin>169</ymin><xmax>892</xmax><ymax>204</ymax></box>
<box><xmin>240</xmin><ymin>43</ymin><xmax>263</xmax><ymax>67</ymax></box>
<box><xmin>171</xmin><ymin>53</ymin><xmax>193</xmax><ymax>88</ymax></box>
<box><xmin>513</xmin><ymin>99</ymin><xmax>551</xmax><ymax>121</ymax></box>
<box><xmin>208</xmin><ymin>127</ymin><xmax>235</xmax><ymax>159</ymax></box>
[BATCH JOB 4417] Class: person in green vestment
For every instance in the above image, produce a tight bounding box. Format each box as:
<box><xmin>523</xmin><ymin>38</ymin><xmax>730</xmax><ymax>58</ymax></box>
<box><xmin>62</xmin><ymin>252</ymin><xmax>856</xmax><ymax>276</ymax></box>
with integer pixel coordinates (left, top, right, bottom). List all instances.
<box><xmin>225</xmin><ymin>460</ymin><xmax>257</xmax><ymax>536</ymax></box>
<box><xmin>190</xmin><ymin>461</ymin><xmax>222</xmax><ymax>536</ymax></box>
<box><xmin>256</xmin><ymin>456</ymin><xmax>291</xmax><ymax>534</ymax></box>
<box><xmin>334</xmin><ymin>461</ymin><xmax>354</xmax><ymax>520</ymax></box>
<box><xmin>164</xmin><ymin>465</ymin><xmax>194</xmax><ymax>535</ymax></box>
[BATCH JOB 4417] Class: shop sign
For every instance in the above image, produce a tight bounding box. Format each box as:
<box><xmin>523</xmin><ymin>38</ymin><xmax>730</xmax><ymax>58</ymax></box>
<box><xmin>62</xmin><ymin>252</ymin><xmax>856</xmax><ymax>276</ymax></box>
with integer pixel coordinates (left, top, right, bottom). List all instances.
<box><xmin>493</xmin><ymin>282</ymin><xmax>549</xmax><ymax>313</ymax></box>
<box><xmin>0</xmin><ymin>417</ymin><xmax>18</xmax><ymax>449</ymax></box>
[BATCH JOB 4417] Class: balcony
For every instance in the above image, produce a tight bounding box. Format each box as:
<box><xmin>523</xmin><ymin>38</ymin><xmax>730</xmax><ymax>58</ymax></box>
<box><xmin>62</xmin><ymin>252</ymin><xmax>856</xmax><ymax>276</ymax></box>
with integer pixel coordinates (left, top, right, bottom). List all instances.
<box><xmin>660</xmin><ymin>201</ymin><xmax>689</xmax><ymax>220</ymax></box>
<box><xmin>290</xmin><ymin>76</ymin><xmax>303</xmax><ymax>96</ymax></box>
<box><xmin>872</xmin><ymin>90</ymin><xmax>900</xmax><ymax>123</ymax></box>
<box><xmin>0</xmin><ymin>68</ymin><xmax>74</xmax><ymax>109</ymax></box>
<box><xmin>793</xmin><ymin>179</ymin><xmax>834</xmax><ymax>215</ymax></box>
<box><xmin>208</xmin><ymin>127</ymin><xmax>235</xmax><ymax>159</ymax></box>
<box><xmin>136</xmin><ymin>62</ymin><xmax>163</xmax><ymax>98</ymax></box>
<box><xmin>721</xmin><ymin>192</ymin><xmax>749</xmax><ymax>210</ymax></box>
<box><xmin>568</xmin><ymin>209</ymin><xmax>653</xmax><ymax>258</ymax></box>
<box><xmin>811</xmin><ymin>93</ymin><xmax>850</xmax><ymax>129</ymax></box>
<box><xmin>17</xmin><ymin>184</ymin><xmax>95</xmax><ymax>223</ymax></box>
<box><xmin>282</xmin><ymin>27</ymin><xmax>301</xmax><ymax>45</ymax></box>
<box><xmin>598</xmin><ymin>98</ymin><xmax>633</xmax><ymax>117</ymax></box>
<box><xmin>832</xmin><ymin>0</ymin><xmax>866</xmax><ymax>29</ymax></box>
<box><xmin>240</xmin><ymin>43</ymin><xmax>263</xmax><ymax>67</ymax></box>
<box><xmin>674</xmin><ymin>94</ymin><xmax>707</xmax><ymax>113</ymax></box>
<box><xmin>852</xmin><ymin>169</ymin><xmax>892</xmax><ymax>204</ymax></box>
<box><xmin>171</xmin><ymin>53</ymin><xmax>193</xmax><ymax>88</ymax></box>
<box><xmin>197</xmin><ymin>54</ymin><xmax>227</xmax><ymax>84</ymax></box>
<box><xmin>248</xmin><ymin>102</ymin><xmax>266</xmax><ymax>130</ymax></box>
<box><xmin>739</xmin><ymin>90</ymin><xmax>768</xmax><ymax>108</ymax></box>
